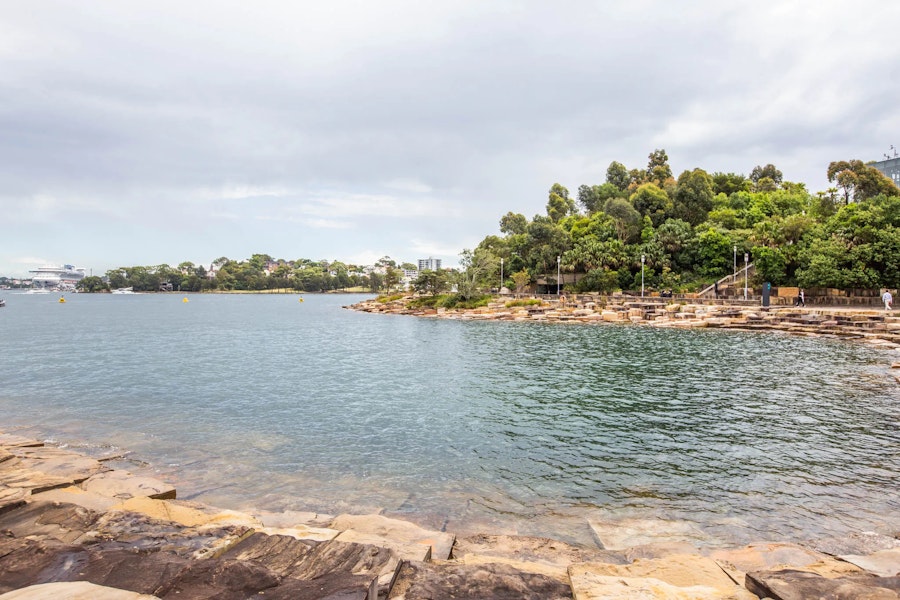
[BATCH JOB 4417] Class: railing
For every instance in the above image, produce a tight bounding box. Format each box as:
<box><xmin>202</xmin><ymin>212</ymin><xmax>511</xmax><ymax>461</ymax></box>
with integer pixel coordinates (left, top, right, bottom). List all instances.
<box><xmin>698</xmin><ymin>264</ymin><xmax>755</xmax><ymax>298</ymax></box>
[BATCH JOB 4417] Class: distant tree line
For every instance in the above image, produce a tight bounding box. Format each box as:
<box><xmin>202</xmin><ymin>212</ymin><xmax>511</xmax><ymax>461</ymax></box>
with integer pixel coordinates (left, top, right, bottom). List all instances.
<box><xmin>83</xmin><ymin>255</ymin><xmax>409</xmax><ymax>293</ymax></box>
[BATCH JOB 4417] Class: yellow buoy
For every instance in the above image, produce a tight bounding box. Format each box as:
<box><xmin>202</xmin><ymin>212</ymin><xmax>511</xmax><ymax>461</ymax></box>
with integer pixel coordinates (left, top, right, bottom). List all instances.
<box><xmin>298</xmin><ymin>297</ymin><xmax>304</xmax><ymax>303</ymax></box>
<box><xmin>182</xmin><ymin>297</ymin><xmax>189</xmax><ymax>303</ymax></box>
<box><xmin>58</xmin><ymin>297</ymin><xmax>66</xmax><ymax>303</ymax></box>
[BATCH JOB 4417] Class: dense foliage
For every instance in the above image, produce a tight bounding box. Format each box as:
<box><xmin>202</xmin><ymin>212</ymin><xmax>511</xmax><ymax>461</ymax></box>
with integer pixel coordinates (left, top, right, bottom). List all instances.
<box><xmin>468</xmin><ymin>151</ymin><xmax>900</xmax><ymax>294</ymax></box>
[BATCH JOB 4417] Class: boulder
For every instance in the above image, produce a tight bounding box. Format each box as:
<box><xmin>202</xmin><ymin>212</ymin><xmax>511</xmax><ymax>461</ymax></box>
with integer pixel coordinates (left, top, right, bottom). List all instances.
<box><xmin>330</xmin><ymin>513</ymin><xmax>455</xmax><ymax>561</ymax></box>
<box><xmin>0</xmin><ymin>582</ymin><xmax>160</xmax><ymax>600</ymax></box>
<box><xmin>387</xmin><ymin>560</ymin><xmax>572</xmax><ymax>599</ymax></box>
<box><xmin>568</xmin><ymin>555</ymin><xmax>757</xmax><ymax>599</ymax></box>
<box><xmin>81</xmin><ymin>471</ymin><xmax>176</xmax><ymax>501</ymax></box>
<box><xmin>0</xmin><ymin>500</ymin><xmax>99</xmax><ymax>544</ymax></box>
<box><xmin>746</xmin><ymin>569</ymin><xmax>900</xmax><ymax>599</ymax></box>
<box><xmin>451</xmin><ymin>534</ymin><xmax>627</xmax><ymax>582</ymax></box>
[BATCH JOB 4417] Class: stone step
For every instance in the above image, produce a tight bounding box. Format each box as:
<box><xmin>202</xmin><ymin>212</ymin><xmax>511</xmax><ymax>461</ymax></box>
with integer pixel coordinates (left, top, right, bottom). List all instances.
<box><xmin>329</xmin><ymin>513</ymin><xmax>455</xmax><ymax>561</ymax></box>
<box><xmin>387</xmin><ymin>560</ymin><xmax>573</xmax><ymax>599</ymax></box>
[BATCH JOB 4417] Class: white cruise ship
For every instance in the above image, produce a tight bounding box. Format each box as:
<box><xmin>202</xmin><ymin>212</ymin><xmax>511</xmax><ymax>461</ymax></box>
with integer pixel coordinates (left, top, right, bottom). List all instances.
<box><xmin>29</xmin><ymin>265</ymin><xmax>87</xmax><ymax>291</ymax></box>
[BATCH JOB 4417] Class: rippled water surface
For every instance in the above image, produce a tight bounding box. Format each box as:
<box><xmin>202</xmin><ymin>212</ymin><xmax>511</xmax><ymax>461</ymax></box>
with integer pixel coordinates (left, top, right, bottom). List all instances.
<box><xmin>1</xmin><ymin>292</ymin><xmax>898</xmax><ymax>546</ymax></box>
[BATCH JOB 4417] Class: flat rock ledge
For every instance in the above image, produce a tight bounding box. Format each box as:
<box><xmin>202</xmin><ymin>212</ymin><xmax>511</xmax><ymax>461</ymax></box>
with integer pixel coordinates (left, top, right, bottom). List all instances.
<box><xmin>1</xmin><ymin>435</ymin><xmax>899</xmax><ymax>599</ymax></box>
<box><xmin>348</xmin><ymin>296</ymin><xmax>900</xmax><ymax>351</ymax></box>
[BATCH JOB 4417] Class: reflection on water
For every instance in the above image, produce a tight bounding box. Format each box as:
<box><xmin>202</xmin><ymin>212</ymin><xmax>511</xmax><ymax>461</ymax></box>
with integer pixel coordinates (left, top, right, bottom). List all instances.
<box><xmin>1</xmin><ymin>292</ymin><xmax>898</xmax><ymax>546</ymax></box>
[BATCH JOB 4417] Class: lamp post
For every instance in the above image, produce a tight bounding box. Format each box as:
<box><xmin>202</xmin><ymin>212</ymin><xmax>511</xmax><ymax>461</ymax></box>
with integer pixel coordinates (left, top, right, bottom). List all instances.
<box><xmin>744</xmin><ymin>252</ymin><xmax>749</xmax><ymax>300</ymax></box>
<box><xmin>556</xmin><ymin>256</ymin><xmax>561</xmax><ymax>295</ymax></box>
<box><xmin>641</xmin><ymin>254</ymin><xmax>645</xmax><ymax>298</ymax></box>
<box><xmin>500</xmin><ymin>258</ymin><xmax>504</xmax><ymax>292</ymax></box>
<box><xmin>733</xmin><ymin>245</ymin><xmax>737</xmax><ymax>281</ymax></box>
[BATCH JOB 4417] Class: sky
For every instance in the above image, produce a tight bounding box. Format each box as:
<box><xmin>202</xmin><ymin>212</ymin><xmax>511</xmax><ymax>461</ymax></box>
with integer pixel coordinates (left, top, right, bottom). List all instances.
<box><xmin>2</xmin><ymin>1</ymin><xmax>899</xmax><ymax>277</ymax></box>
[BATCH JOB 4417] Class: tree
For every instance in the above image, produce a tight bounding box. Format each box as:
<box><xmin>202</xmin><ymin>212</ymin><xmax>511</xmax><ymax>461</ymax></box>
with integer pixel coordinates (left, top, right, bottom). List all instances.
<box><xmin>603</xmin><ymin>197</ymin><xmax>642</xmax><ymax>243</ymax></box>
<box><xmin>511</xmin><ymin>270</ymin><xmax>530</xmax><ymax>294</ymax></box>
<box><xmin>499</xmin><ymin>212</ymin><xmax>528</xmax><ymax>235</ymax></box>
<box><xmin>827</xmin><ymin>159</ymin><xmax>899</xmax><ymax>203</ymax></box>
<box><xmin>412</xmin><ymin>269</ymin><xmax>450</xmax><ymax>296</ymax></box>
<box><xmin>76</xmin><ymin>276</ymin><xmax>108</xmax><ymax>293</ymax></box>
<box><xmin>455</xmin><ymin>248</ymin><xmax>495</xmax><ymax>300</ymax></box>
<box><xmin>629</xmin><ymin>183</ymin><xmax>672</xmax><ymax>227</ymax></box>
<box><xmin>383</xmin><ymin>267</ymin><xmax>402</xmax><ymax>291</ymax></box>
<box><xmin>673</xmin><ymin>168</ymin><xmax>715</xmax><ymax>226</ymax></box>
<box><xmin>578</xmin><ymin>183</ymin><xmax>621</xmax><ymax>214</ymax></box>
<box><xmin>547</xmin><ymin>183</ymin><xmax>576</xmax><ymax>222</ymax></box>
<box><xmin>606</xmin><ymin>161</ymin><xmax>630</xmax><ymax>191</ymax></box>
<box><xmin>712</xmin><ymin>172</ymin><xmax>750</xmax><ymax>195</ymax></box>
<box><xmin>750</xmin><ymin>164</ymin><xmax>783</xmax><ymax>184</ymax></box>
<box><xmin>647</xmin><ymin>149</ymin><xmax>673</xmax><ymax>185</ymax></box>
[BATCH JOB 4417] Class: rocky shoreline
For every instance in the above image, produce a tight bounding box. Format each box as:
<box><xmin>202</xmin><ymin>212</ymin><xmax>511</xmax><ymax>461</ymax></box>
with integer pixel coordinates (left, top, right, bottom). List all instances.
<box><xmin>1</xmin><ymin>432</ymin><xmax>899</xmax><ymax>599</ymax></box>
<box><xmin>349</xmin><ymin>295</ymin><xmax>900</xmax><ymax>352</ymax></box>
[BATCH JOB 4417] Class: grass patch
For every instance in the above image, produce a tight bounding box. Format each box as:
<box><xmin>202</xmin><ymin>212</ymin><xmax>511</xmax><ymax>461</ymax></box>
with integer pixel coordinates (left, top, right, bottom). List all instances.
<box><xmin>505</xmin><ymin>298</ymin><xmax>543</xmax><ymax>308</ymax></box>
<box><xmin>376</xmin><ymin>293</ymin><xmax>406</xmax><ymax>303</ymax></box>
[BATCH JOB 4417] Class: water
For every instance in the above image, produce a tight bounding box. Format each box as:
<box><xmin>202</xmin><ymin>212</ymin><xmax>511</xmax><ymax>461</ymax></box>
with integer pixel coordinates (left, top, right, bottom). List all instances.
<box><xmin>1</xmin><ymin>292</ymin><xmax>898</xmax><ymax>547</ymax></box>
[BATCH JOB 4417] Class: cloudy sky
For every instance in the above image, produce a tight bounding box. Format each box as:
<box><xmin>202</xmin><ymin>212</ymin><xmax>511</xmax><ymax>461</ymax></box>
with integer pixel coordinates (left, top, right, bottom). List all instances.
<box><xmin>2</xmin><ymin>1</ymin><xmax>898</xmax><ymax>277</ymax></box>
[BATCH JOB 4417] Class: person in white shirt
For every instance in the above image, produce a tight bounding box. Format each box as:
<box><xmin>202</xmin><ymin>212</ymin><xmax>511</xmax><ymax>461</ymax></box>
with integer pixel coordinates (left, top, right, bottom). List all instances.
<box><xmin>883</xmin><ymin>290</ymin><xmax>893</xmax><ymax>310</ymax></box>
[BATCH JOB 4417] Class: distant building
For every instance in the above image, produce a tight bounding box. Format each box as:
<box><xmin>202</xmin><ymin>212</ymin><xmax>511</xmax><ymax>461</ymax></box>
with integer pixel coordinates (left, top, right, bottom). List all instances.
<box><xmin>418</xmin><ymin>257</ymin><xmax>442</xmax><ymax>271</ymax></box>
<box><xmin>872</xmin><ymin>157</ymin><xmax>900</xmax><ymax>187</ymax></box>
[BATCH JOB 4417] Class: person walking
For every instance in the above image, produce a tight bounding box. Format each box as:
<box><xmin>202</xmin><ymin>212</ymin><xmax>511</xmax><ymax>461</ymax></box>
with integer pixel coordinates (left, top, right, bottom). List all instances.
<box><xmin>799</xmin><ymin>289</ymin><xmax>805</xmax><ymax>307</ymax></box>
<box><xmin>883</xmin><ymin>289</ymin><xmax>893</xmax><ymax>311</ymax></box>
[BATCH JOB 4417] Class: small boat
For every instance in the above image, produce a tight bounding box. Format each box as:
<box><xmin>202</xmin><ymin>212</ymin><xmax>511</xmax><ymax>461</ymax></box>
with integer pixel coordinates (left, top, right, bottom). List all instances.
<box><xmin>0</xmin><ymin>299</ymin><xmax>5</xmax><ymax>307</ymax></box>
<box><xmin>111</xmin><ymin>287</ymin><xmax>135</xmax><ymax>294</ymax></box>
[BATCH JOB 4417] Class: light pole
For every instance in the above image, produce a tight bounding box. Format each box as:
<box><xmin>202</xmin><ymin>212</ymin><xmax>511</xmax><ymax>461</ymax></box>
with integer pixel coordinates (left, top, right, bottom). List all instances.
<box><xmin>744</xmin><ymin>252</ymin><xmax>749</xmax><ymax>300</ymax></box>
<box><xmin>641</xmin><ymin>254</ymin><xmax>645</xmax><ymax>298</ymax></box>
<box><xmin>500</xmin><ymin>258</ymin><xmax>504</xmax><ymax>292</ymax></box>
<box><xmin>733</xmin><ymin>245</ymin><xmax>737</xmax><ymax>281</ymax></box>
<box><xmin>556</xmin><ymin>255</ymin><xmax>561</xmax><ymax>295</ymax></box>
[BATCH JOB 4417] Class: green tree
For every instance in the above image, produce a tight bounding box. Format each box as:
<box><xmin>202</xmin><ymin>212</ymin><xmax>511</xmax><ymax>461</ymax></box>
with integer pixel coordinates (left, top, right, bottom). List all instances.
<box><xmin>76</xmin><ymin>276</ymin><xmax>108</xmax><ymax>293</ymax></box>
<box><xmin>603</xmin><ymin>197</ymin><xmax>642</xmax><ymax>244</ymax></box>
<box><xmin>630</xmin><ymin>183</ymin><xmax>672</xmax><ymax>227</ymax></box>
<box><xmin>827</xmin><ymin>159</ymin><xmax>899</xmax><ymax>203</ymax></box>
<box><xmin>606</xmin><ymin>161</ymin><xmax>631</xmax><ymax>191</ymax></box>
<box><xmin>647</xmin><ymin>149</ymin><xmax>673</xmax><ymax>185</ymax></box>
<box><xmin>673</xmin><ymin>168</ymin><xmax>715</xmax><ymax>226</ymax></box>
<box><xmin>547</xmin><ymin>183</ymin><xmax>576</xmax><ymax>222</ymax></box>
<box><xmin>412</xmin><ymin>269</ymin><xmax>450</xmax><ymax>296</ymax></box>
<box><xmin>750</xmin><ymin>164</ymin><xmax>783</xmax><ymax>188</ymax></box>
<box><xmin>712</xmin><ymin>172</ymin><xmax>751</xmax><ymax>195</ymax></box>
<box><xmin>499</xmin><ymin>212</ymin><xmax>528</xmax><ymax>235</ymax></box>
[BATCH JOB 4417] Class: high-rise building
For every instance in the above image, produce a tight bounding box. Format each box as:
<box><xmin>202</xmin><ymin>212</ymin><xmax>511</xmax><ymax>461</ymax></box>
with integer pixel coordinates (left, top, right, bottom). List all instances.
<box><xmin>418</xmin><ymin>258</ymin><xmax>442</xmax><ymax>271</ymax></box>
<box><xmin>872</xmin><ymin>157</ymin><xmax>900</xmax><ymax>188</ymax></box>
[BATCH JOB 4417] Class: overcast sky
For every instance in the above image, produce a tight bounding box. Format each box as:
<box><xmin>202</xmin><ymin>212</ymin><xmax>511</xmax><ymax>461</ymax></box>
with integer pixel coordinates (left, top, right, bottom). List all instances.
<box><xmin>2</xmin><ymin>1</ymin><xmax>898</xmax><ymax>277</ymax></box>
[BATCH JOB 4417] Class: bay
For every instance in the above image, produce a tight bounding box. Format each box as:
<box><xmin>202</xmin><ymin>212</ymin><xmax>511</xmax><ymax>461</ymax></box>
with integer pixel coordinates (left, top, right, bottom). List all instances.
<box><xmin>0</xmin><ymin>291</ymin><xmax>897</xmax><ymax>546</ymax></box>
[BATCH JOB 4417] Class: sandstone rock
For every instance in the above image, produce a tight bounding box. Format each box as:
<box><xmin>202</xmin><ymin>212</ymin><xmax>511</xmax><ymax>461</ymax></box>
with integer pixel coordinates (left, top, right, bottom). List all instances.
<box><xmin>81</xmin><ymin>471</ymin><xmax>176</xmax><ymax>501</ymax></box>
<box><xmin>109</xmin><ymin>496</ymin><xmax>261</xmax><ymax>529</ymax></box>
<box><xmin>746</xmin><ymin>569</ymin><xmax>900</xmax><ymax>599</ymax></box>
<box><xmin>0</xmin><ymin>447</ymin><xmax>106</xmax><ymax>494</ymax></box>
<box><xmin>569</xmin><ymin>572</ymin><xmax>753</xmax><ymax>599</ymax></box>
<box><xmin>152</xmin><ymin>557</ymin><xmax>281</xmax><ymax>599</ymax></box>
<box><xmin>282</xmin><ymin>538</ymin><xmax>402</xmax><ymax>596</ymax></box>
<box><xmin>249</xmin><ymin>572</ymin><xmax>376</xmax><ymax>599</ymax></box>
<box><xmin>601</xmin><ymin>310</ymin><xmax>621</xmax><ymax>322</ymax></box>
<box><xmin>388</xmin><ymin>560</ymin><xmax>572</xmax><ymax>599</ymax></box>
<box><xmin>0</xmin><ymin>582</ymin><xmax>160</xmax><ymax>600</ymax></box>
<box><xmin>451</xmin><ymin>534</ymin><xmax>627</xmax><ymax>582</ymax></box>
<box><xmin>588</xmin><ymin>517</ymin><xmax>708</xmax><ymax>550</ymax></box>
<box><xmin>0</xmin><ymin>500</ymin><xmax>99</xmax><ymax>544</ymax></box>
<box><xmin>0</xmin><ymin>435</ymin><xmax>44</xmax><ymax>449</ymax></box>
<box><xmin>33</xmin><ymin>486</ymin><xmax>119</xmax><ymax>513</ymax></box>
<box><xmin>92</xmin><ymin>509</ymin><xmax>252</xmax><ymax>559</ymax></box>
<box><xmin>61</xmin><ymin>547</ymin><xmax>189</xmax><ymax>595</ymax></box>
<box><xmin>0</xmin><ymin>486</ymin><xmax>28</xmax><ymax>515</ymax></box>
<box><xmin>807</xmin><ymin>531</ymin><xmax>900</xmax><ymax>556</ymax></box>
<box><xmin>331</xmin><ymin>513</ymin><xmax>455</xmax><ymax>560</ymax></box>
<box><xmin>840</xmin><ymin>548</ymin><xmax>900</xmax><ymax>578</ymax></box>
<box><xmin>710</xmin><ymin>542</ymin><xmax>865</xmax><ymax>577</ymax></box>
<box><xmin>0</xmin><ymin>538</ymin><xmax>87</xmax><ymax>593</ymax></box>
<box><xmin>569</xmin><ymin>554</ymin><xmax>756</xmax><ymax>599</ymax></box>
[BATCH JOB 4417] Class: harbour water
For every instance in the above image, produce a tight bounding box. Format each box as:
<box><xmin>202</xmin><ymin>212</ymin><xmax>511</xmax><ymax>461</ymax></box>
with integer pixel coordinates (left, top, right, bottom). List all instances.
<box><xmin>1</xmin><ymin>292</ymin><xmax>898</xmax><ymax>547</ymax></box>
